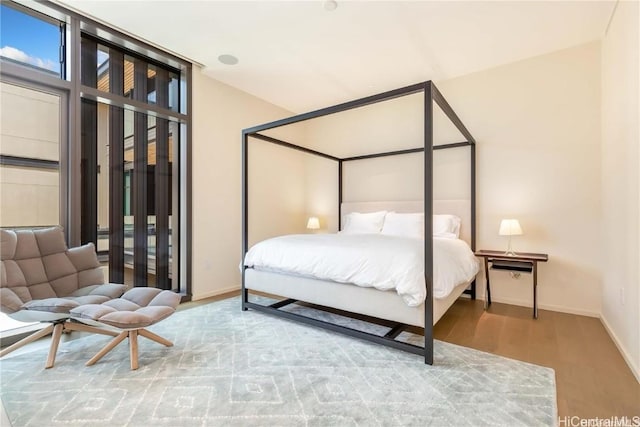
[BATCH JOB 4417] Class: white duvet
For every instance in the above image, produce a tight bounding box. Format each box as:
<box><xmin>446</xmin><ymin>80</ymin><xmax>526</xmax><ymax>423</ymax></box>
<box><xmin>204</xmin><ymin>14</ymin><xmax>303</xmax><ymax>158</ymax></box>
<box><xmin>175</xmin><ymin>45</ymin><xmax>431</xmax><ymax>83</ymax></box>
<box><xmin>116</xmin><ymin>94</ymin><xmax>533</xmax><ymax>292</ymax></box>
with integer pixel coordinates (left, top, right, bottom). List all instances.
<box><xmin>243</xmin><ymin>234</ymin><xmax>479</xmax><ymax>306</ymax></box>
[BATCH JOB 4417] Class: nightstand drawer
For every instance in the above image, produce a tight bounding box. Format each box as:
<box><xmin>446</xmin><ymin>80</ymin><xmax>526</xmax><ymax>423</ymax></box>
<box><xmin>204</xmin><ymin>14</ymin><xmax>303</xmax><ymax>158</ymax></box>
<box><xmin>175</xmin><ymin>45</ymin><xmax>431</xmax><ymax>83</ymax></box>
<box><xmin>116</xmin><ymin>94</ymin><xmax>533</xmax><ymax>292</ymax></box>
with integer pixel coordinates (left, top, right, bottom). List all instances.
<box><xmin>490</xmin><ymin>260</ymin><xmax>533</xmax><ymax>273</ymax></box>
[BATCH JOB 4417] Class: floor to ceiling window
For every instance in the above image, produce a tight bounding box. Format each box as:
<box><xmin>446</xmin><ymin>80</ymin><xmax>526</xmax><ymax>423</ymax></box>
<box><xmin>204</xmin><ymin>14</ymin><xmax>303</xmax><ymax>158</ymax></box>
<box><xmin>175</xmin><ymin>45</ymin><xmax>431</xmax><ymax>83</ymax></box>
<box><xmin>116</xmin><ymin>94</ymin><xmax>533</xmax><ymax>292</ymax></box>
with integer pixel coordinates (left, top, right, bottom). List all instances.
<box><xmin>0</xmin><ymin>1</ymin><xmax>191</xmax><ymax>338</ymax></box>
<box><xmin>80</xmin><ymin>37</ymin><xmax>184</xmax><ymax>289</ymax></box>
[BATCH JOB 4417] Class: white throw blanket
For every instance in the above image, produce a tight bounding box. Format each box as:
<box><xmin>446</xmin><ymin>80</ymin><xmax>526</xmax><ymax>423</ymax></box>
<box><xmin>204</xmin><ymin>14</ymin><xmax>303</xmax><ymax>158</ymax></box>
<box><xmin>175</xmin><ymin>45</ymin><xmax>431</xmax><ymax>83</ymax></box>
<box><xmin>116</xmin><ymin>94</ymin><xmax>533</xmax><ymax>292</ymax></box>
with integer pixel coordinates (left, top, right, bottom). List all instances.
<box><xmin>243</xmin><ymin>234</ymin><xmax>479</xmax><ymax>306</ymax></box>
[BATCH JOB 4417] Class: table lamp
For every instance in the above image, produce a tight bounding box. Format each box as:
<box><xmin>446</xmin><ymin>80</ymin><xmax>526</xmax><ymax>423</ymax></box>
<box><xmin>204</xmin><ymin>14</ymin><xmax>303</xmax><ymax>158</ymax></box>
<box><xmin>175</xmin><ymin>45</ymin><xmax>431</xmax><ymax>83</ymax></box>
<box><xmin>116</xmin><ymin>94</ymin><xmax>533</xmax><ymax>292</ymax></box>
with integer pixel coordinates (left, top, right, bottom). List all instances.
<box><xmin>499</xmin><ymin>219</ymin><xmax>523</xmax><ymax>256</ymax></box>
<box><xmin>306</xmin><ymin>216</ymin><xmax>320</xmax><ymax>231</ymax></box>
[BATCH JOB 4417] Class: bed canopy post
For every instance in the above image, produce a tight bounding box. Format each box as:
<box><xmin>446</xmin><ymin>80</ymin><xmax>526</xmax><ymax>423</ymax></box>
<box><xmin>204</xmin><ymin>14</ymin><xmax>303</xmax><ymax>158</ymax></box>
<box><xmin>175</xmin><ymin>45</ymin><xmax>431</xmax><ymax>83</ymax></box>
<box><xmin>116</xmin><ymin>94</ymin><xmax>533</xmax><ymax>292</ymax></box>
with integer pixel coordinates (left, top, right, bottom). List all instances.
<box><xmin>424</xmin><ymin>82</ymin><xmax>435</xmax><ymax>365</ymax></box>
<box><xmin>430</xmin><ymin>82</ymin><xmax>477</xmax><ymax>301</ymax></box>
<box><xmin>470</xmin><ymin>142</ymin><xmax>477</xmax><ymax>299</ymax></box>
<box><xmin>471</xmin><ymin>142</ymin><xmax>476</xmax><ymax>253</ymax></box>
<box><xmin>241</xmin><ymin>130</ymin><xmax>249</xmax><ymax>311</ymax></box>
<box><xmin>338</xmin><ymin>160</ymin><xmax>343</xmax><ymax>230</ymax></box>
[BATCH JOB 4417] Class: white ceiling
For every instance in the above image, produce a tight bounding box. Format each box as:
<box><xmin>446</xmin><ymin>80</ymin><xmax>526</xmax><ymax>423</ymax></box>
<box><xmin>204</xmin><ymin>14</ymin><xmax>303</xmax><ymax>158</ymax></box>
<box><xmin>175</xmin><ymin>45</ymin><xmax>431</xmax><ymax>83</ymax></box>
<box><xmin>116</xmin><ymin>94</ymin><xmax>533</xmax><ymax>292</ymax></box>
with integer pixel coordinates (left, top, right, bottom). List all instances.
<box><xmin>58</xmin><ymin>0</ymin><xmax>615</xmax><ymax>113</ymax></box>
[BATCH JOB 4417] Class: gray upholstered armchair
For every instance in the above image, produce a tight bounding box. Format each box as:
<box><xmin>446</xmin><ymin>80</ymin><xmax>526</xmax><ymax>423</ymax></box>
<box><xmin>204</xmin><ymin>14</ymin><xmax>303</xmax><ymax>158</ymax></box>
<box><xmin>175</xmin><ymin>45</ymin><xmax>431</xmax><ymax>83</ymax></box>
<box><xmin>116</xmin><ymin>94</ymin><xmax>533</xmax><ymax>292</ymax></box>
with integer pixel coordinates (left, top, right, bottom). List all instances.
<box><xmin>0</xmin><ymin>227</ymin><xmax>127</xmax><ymax>368</ymax></box>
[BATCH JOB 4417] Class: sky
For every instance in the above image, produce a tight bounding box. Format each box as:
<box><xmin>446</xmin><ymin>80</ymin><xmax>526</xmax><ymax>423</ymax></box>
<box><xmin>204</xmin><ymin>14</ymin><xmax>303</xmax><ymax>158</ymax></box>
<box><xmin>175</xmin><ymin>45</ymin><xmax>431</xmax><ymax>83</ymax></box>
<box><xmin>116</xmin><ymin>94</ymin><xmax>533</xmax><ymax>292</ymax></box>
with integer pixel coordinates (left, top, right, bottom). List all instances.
<box><xmin>0</xmin><ymin>4</ymin><xmax>61</xmax><ymax>73</ymax></box>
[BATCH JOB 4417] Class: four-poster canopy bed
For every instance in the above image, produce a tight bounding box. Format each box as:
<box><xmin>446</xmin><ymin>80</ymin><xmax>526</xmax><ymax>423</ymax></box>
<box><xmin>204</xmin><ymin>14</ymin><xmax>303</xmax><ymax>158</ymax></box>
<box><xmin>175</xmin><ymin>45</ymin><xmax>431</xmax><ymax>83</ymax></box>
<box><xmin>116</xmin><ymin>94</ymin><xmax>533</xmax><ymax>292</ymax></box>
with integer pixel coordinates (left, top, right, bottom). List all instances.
<box><xmin>241</xmin><ymin>81</ymin><xmax>477</xmax><ymax>365</ymax></box>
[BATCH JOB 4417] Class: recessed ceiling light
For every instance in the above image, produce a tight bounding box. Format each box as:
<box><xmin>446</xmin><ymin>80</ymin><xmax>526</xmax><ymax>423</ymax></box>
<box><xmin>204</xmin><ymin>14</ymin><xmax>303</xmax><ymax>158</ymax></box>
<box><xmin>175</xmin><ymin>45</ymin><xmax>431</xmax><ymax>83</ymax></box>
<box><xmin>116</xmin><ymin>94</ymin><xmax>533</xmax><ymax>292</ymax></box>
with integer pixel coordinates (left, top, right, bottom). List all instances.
<box><xmin>218</xmin><ymin>54</ymin><xmax>239</xmax><ymax>65</ymax></box>
<box><xmin>323</xmin><ymin>0</ymin><xmax>337</xmax><ymax>11</ymax></box>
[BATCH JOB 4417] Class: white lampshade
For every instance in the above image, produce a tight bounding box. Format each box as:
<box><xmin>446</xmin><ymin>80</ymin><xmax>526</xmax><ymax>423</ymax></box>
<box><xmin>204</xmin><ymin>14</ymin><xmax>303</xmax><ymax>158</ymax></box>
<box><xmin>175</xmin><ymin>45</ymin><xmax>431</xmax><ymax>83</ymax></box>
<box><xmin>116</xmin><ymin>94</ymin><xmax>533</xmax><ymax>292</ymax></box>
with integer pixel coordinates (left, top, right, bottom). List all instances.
<box><xmin>499</xmin><ymin>219</ymin><xmax>523</xmax><ymax>236</ymax></box>
<box><xmin>306</xmin><ymin>216</ymin><xmax>320</xmax><ymax>230</ymax></box>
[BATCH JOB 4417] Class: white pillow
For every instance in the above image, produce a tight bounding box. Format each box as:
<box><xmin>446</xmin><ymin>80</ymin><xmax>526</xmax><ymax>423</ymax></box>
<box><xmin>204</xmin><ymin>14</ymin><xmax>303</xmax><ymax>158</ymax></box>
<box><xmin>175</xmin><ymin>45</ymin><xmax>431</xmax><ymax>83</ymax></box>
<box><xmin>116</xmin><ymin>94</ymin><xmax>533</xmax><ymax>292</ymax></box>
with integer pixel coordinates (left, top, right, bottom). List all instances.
<box><xmin>433</xmin><ymin>214</ymin><xmax>461</xmax><ymax>239</ymax></box>
<box><xmin>342</xmin><ymin>211</ymin><xmax>387</xmax><ymax>234</ymax></box>
<box><xmin>381</xmin><ymin>212</ymin><xmax>424</xmax><ymax>239</ymax></box>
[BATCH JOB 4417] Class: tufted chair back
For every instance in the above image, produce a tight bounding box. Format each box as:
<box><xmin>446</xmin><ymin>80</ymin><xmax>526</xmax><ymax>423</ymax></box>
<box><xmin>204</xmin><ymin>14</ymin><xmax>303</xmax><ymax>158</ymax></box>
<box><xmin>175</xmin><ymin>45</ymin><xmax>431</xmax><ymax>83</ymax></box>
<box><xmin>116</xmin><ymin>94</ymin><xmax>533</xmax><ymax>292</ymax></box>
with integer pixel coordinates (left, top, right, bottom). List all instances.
<box><xmin>0</xmin><ymin>227</ymin><xmax>103</xmax><ymax>311</ymax></box>
<box><xmin>0</xmin><ymin>227</ymin><xmax>126</xmax><ymax>319</ymax></box>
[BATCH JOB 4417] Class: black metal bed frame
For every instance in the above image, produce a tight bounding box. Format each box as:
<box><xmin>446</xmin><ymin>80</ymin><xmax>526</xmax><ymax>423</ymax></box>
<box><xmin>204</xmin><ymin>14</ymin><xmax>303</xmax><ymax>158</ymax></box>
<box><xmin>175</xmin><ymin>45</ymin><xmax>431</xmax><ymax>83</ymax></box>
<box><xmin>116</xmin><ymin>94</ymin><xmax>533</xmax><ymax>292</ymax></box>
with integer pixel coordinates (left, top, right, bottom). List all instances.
<box><xmin>241</xmin><ymin>81</ymin><xmax>476</xmax><ymax>365</ymax></box>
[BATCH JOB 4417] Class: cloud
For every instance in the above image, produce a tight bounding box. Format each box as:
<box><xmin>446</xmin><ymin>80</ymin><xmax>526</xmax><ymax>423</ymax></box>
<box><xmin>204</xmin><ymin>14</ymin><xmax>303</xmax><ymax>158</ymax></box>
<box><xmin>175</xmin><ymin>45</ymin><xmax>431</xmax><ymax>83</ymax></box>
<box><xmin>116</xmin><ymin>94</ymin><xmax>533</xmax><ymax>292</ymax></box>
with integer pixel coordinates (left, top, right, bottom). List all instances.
<box><xmin>0</xmin><ymin>46</ymin><xmax>58</xmax><ymax>72</ymax></box>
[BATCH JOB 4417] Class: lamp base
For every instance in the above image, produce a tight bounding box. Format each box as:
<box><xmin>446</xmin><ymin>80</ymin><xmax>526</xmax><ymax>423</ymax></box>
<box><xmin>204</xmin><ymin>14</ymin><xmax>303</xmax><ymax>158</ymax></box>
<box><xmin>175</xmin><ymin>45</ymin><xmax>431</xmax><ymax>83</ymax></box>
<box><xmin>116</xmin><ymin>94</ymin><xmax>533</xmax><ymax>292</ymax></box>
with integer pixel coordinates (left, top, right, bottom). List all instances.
<box><xmin>504</xmin><ymin>236</ymin><xmax>518</xmax><ymax>256</ymax></box>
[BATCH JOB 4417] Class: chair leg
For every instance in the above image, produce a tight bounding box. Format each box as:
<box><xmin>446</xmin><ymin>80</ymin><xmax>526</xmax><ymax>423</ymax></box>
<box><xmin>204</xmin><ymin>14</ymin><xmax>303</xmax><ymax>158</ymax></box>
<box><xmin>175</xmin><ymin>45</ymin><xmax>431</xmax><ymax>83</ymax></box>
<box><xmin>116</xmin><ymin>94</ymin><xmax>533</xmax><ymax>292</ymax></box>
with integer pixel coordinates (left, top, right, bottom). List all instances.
<box><xmin>45</xmin><ymin>323</ymin><xmax>65</xmax><ymax>369</ymax></box>
<box><xmin>0</xmin><ymin>324</ymin><xmax>54</xmax><ymax>358</ymax></box>
<box><xmin>138</xmin><ymin>328</ymin><xmax>173</xmax><ymax>347</ymax></box>
<box><xmin>86</xmin><ymin>331</ymin><xmax>128</xmax><ymax>367</ymax></box>
<box><xmin>129</xmin><ymin>330</ymin><xmax>139</xmax><ymax>370</ymax></box>
<box><xmin>85</xmin><ymin>328</ymin><xmax>170</xmax><ymax>370</ymax></box>
<box><xmin>64</xmin><ymin>322</ymin><xmax>120</xmax><ymax>337</ymax></box>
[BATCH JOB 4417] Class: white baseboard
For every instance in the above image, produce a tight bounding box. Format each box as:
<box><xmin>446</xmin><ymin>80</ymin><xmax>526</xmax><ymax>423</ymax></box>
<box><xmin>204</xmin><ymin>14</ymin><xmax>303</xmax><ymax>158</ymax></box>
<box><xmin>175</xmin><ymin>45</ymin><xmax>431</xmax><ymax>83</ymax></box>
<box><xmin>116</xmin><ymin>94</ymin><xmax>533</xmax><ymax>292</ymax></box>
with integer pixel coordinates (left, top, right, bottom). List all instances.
<box><xmin>600</xmin><ymin>314</ymin><xmax>640</xmax><ymax>383</ymax></box>
<box><xmin>486</xmin><ymin>295</ymin><xmax>600</xmax><ymax>318</ymax></box>
<box><xmin>192</xmin><ymin>285</ymin><xmax>240</xmax><ymax>301</ymax></box>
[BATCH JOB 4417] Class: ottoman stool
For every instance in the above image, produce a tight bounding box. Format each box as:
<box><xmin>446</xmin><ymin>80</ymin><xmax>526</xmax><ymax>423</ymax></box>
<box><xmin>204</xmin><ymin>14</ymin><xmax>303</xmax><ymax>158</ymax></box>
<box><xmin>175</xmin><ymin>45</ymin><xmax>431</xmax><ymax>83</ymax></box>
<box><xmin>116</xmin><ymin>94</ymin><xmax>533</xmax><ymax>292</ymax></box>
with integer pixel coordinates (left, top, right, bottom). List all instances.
<box><xmin>70</xmin><ymin>288</ymin><xmax>181</xmax><ymax>370</ymax></box>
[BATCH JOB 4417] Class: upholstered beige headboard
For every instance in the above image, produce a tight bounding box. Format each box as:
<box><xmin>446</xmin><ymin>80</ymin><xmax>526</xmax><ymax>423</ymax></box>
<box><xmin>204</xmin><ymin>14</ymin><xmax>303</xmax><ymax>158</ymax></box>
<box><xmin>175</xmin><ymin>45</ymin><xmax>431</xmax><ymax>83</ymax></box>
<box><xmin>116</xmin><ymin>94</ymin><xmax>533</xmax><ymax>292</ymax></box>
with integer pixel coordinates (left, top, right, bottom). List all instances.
<box><xmin>341</xmin><ymin>200</ymin><xmax>472</xmax><ymax>245</ymax></box>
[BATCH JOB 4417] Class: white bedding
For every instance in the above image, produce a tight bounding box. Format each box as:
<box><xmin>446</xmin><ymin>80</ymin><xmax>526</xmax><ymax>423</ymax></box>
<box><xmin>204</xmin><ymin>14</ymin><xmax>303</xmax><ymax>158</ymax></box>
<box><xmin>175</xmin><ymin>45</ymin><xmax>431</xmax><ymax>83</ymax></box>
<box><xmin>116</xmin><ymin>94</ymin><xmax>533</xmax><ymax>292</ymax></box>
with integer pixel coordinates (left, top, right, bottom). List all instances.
<box><xmin>243</xmin><ymin>234</ymin><xmax>479</xmax><ymax>306</ymax></box>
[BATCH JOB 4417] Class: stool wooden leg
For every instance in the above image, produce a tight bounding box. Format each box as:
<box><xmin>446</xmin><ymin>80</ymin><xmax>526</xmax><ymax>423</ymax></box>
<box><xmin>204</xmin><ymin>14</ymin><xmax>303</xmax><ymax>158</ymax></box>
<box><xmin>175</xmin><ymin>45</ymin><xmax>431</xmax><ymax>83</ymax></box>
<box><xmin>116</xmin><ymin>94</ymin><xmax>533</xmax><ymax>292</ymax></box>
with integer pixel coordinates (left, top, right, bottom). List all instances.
<box><xmin>86</xmin><ymin>332</ymin><xmax>128</xmax><ymax>366</ymax></box>
<box><xmin>0</xmin><ymin>324</ymin><xmax>54</xmax><ymax>358</ymax></box>
<box><xmin>138</xmin><ymin>329</ymin><xmax>173</xmax><ymax>347</ymax></box>
<box><xmin>129</xmin><ymin>330</ymin><xmax>139</xmax><ymax>370</ymax></box>
<box><xmin>45</xmin><ymin>323</ymin><xmax>65</xmax><ymax>369</ymax></box>
<box><xmin>65</xmin><ymin>322</ymin><xmax>120</xmax><ymax>337</ymax></box>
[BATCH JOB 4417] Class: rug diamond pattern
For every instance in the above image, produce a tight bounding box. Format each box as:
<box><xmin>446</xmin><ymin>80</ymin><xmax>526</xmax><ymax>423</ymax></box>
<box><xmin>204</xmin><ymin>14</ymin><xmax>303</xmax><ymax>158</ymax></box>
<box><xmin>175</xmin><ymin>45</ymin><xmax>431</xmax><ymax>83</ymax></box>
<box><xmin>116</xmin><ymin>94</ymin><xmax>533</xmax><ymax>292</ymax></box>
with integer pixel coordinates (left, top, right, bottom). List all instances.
<box><xmin>0</xmin><ymin>297</ymin><xmax>556</xmax><ymax>426</ymax></box>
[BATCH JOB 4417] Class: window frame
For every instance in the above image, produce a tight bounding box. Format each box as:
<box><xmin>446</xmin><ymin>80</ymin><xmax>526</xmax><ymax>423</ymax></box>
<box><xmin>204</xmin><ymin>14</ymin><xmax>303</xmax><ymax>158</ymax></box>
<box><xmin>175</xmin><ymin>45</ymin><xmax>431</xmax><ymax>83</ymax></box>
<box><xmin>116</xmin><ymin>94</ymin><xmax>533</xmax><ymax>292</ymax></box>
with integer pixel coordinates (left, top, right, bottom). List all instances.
<box><xmin>0</xmin><ymin>1</ymin><xmax>67</xmax><ymax>79</ymax></box>
<box><xmin>79</xmin><ymin>33</ymin><xmax>186</xmax><ymax>291</ymax></box>
<box><xmin>0</xmin><ymin>0</ymin><xmax>192</xmax><ymax>300</ymax></box>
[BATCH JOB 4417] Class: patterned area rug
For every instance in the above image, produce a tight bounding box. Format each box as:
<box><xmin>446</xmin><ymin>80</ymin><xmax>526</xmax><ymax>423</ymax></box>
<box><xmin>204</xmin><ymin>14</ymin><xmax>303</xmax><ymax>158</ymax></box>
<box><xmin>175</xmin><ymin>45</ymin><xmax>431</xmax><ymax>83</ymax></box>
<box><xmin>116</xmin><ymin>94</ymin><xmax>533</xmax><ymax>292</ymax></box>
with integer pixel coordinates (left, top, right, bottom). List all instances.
<box><xmin>0</xmin><ymin>297</ymin><xmax>557</xmax><ymax>426</ymax></box>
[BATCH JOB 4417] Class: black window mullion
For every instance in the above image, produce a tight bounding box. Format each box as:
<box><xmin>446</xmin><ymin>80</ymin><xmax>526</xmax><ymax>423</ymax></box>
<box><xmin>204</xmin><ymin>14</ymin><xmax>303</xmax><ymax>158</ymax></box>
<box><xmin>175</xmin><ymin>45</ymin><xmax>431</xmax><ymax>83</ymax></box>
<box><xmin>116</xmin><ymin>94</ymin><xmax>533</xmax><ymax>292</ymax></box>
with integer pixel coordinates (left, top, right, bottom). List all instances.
<box><xmin>109</xmin><ymin>50</ymin><xmax>125</xmax><ymax>284</ymax></box>
<box><xmin>155</xmin><ymin>68</ymin><xmax>170</xmax><ymax>290</ymax></box>
<box><xmin>80</xmin><ymin>37</ymin><xmax>97</xmax><ymax>246</ymax></box>
<box><xmin>133</xmin><ymin>58</ymin><xmax>148</xmax><ymax>287</ymax></box>
<box><xmin>59</xmin><ymin>22</ymin><xmax>67</xmax><ymax>80</ymax></box>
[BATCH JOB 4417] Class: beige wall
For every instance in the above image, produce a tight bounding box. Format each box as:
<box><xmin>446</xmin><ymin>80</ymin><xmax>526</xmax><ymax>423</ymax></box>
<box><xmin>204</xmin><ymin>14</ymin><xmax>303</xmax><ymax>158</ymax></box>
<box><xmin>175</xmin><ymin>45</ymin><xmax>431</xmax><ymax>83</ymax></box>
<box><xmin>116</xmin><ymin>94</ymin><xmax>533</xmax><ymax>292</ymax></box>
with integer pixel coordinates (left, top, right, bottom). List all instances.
<box><xmin>601</xmin><ymin>0</ymin><xmax>640</xmax><ymax>380</ymax></box>
<box><xmin>191</xmin><ymin>67</ymin><xmax>300</xmax><ymax>300</ymax></box>
<box><xmin>302</xmin><ymin>155</ymin><xmax>338</xmax><ymax>233</ymax></box>
<box><xmin>300</xmin><ymin>42</ymin><xmax>602</xmax><ymax>315</ymax></box>
<box><xmin>301</xmin><ymin>42</ymin><xmax>602</xmax><ymax>315</ymax></box>
<box><xmin>297</xmin><ymin>91</ymin><xmax>468</xmax><ymax>230</ymax></box>
<box><xmin>300</xmin><ymin>93</ymin><xmax>424</xmax><ymax>158</ymax></box>
<box><xmin>437</xmin><ymin>42</ymin><xmax>603</xmax><ymax>316</ymax></box>
<box><xmin>247</xmin><ymin>138</ymin><xmax>307</xmax><ymax>246</ymax></box>
<box><xmin>341</xmin><ymin>148</ymin><xmax>470</xmax><ymax>204</ymax></box>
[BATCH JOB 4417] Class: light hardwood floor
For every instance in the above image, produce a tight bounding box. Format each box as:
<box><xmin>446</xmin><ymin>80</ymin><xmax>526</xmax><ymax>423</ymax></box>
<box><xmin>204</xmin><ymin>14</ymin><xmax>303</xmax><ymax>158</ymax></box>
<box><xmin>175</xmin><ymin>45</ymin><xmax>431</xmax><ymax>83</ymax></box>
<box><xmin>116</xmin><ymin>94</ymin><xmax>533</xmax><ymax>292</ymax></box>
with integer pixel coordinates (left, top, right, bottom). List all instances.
<box><xmin>433</xmin><ymin>298</ymin><xmax>640</xmax><ymax>419</ymax></box>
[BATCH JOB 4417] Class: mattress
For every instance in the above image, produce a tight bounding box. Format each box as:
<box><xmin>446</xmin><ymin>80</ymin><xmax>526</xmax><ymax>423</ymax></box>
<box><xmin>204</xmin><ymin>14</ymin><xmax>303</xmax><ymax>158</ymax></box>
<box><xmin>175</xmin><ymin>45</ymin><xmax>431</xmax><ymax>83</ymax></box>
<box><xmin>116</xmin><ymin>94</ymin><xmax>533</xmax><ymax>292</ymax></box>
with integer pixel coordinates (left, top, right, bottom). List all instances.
<box><xmin>243</xmin><ymin>233</ymin><xmax>479</xmax><ymax>306</ymax></box>
<box><xmin>244</xmin><ymin>269</ymin><xmax>472</xmax><ymax>327</ymax></box>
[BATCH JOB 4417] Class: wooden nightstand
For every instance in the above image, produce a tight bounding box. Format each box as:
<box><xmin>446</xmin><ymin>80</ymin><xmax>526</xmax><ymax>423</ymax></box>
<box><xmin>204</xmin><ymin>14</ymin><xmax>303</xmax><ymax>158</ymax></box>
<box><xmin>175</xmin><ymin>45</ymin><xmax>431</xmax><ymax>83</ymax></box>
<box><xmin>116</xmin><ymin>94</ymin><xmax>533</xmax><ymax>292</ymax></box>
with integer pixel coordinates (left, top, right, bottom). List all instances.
<box><xmin>474</xmin><ymin>250</ymin><xmax>549</xmax><ymax>318</ymax></box>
